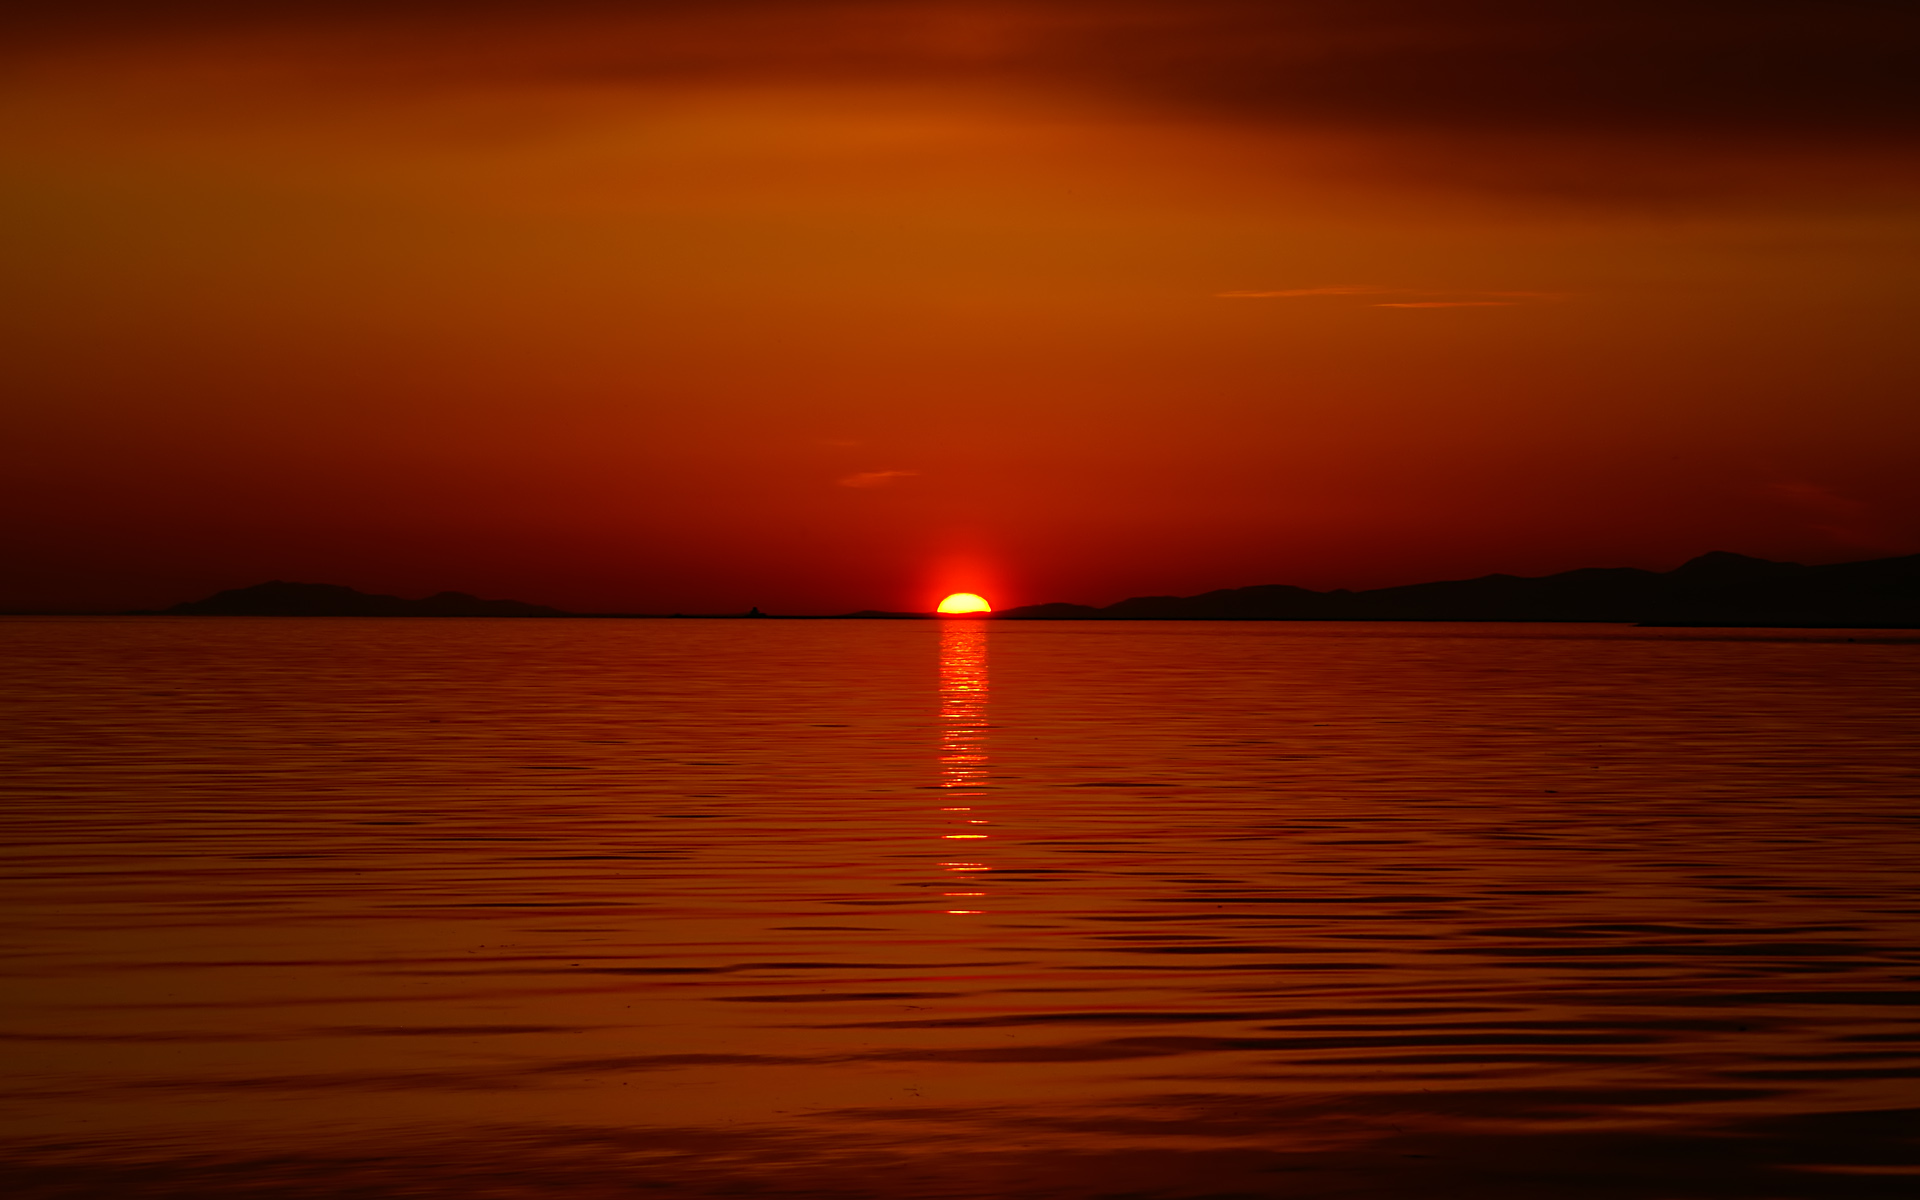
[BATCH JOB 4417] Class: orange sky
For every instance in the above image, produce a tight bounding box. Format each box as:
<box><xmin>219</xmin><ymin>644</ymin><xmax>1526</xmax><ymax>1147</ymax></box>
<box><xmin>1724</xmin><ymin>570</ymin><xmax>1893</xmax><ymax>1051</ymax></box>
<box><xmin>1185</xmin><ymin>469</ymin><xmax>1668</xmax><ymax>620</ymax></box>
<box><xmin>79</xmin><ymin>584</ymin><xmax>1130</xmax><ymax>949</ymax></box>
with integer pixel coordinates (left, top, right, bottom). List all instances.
<box><xmin>4</xmin><ymin>1</ymin><xmax>1918</xmax><ymax>613</ymax></box>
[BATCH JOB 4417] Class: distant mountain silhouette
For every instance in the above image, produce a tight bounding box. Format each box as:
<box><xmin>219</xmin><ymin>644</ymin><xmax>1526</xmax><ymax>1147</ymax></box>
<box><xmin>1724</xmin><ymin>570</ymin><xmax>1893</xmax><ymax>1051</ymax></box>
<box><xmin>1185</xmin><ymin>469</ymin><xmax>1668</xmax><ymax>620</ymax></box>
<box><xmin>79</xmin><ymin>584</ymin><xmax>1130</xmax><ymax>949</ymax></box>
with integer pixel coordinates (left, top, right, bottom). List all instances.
<box><xmin>823</xmin><ymin>610</ymin><xmax>933</xmax><ymax>620</ymax></box>
<box><xmin>996</xmin><ymin>552</ymin><xmax>1920</xmax><ymax>628</ymax></box>
<box><xmin>166</xmin><ymin>581</ymin><xmax>568</xmax><ymax>617</ymax></box>
<box><xmin>154</xmin><ymin>554</ymin><xmax>1920</xmax><ymax>625</ymax></box>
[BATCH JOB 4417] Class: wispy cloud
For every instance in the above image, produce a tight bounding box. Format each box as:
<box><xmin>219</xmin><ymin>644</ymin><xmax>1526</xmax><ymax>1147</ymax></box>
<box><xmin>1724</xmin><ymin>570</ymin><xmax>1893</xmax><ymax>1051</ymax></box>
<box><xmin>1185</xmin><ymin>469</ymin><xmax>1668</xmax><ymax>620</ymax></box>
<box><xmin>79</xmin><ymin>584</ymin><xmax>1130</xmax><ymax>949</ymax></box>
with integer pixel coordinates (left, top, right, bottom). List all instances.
<box><xmin>1374</xmin><ymin>300</ymin><xmax>1518</xmax><ymax>308</ymax></box>
<box><xmin>1219</xmin><ymin>287</ymin><xmax>1561</xmax><ymax>307</ymax></box>
<box><xmin>837</xmin><ymin>470</ymin><xmax>917</xmax><ymax>489</ymax></box>
<box><xmin>1768</xmin><ymin>481</ymin><xmax>1913</xmax><ymax>553</ymax></box>
<box><xmin>1215</xmin><ymin>286</ymin><xmax>1393</xmax><ymax>298</ymax></box>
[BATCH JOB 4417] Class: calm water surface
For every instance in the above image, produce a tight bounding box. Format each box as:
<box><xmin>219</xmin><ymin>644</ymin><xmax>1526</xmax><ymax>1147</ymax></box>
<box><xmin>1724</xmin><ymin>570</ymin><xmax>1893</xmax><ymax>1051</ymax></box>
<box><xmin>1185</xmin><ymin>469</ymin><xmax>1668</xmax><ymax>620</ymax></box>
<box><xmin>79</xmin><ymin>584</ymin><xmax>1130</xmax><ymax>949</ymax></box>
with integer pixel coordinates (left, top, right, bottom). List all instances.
<box><xmin>2</xmin><ymin>617</ymin><xmax>1917</xmax><ymax>1198</ymax></box>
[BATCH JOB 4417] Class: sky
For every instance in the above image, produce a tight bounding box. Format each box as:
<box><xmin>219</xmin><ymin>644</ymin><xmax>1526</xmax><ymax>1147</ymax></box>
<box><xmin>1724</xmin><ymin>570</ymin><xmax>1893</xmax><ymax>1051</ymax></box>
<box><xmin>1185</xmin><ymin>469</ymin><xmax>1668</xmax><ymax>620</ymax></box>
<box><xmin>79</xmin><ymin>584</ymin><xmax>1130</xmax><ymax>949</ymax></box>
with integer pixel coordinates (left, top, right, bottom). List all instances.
<box><xmin>4</xmin><ymin>1</ymin><xmax>1917</xmax><ymax>613</ymax></box>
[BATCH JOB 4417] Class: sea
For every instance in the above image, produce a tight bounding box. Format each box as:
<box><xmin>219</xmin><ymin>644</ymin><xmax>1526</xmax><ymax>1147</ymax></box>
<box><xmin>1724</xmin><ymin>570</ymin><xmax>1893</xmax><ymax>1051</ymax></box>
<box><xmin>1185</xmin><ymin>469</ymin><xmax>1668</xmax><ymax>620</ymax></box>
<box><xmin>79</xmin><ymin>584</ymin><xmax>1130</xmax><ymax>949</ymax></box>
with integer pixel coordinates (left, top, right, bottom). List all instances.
<box><xmin>2</xmin><ymin>616</ymin><xmax>1916</xmax><ymax>1198</ymax></box>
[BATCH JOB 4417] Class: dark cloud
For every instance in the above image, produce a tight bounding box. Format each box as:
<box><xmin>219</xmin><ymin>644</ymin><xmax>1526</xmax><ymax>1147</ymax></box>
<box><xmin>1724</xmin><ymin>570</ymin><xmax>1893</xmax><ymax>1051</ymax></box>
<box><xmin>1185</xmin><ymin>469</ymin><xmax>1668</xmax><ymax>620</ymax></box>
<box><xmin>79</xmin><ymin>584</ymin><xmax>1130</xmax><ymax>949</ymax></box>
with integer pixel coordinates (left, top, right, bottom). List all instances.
<box><xmin>8</xmin><ymin>1</ymin><xmax>1916</xmax><ymax>140</ymax></box>
<box><xmin>5</xmin><ymin>1</ymin><xmax>1914</xmax><ymax>208</ymax></box>
<box><xmin>1048</xmin><ymin>1</ymin><xmax>1920</xmax><ymax>138</ymax></box>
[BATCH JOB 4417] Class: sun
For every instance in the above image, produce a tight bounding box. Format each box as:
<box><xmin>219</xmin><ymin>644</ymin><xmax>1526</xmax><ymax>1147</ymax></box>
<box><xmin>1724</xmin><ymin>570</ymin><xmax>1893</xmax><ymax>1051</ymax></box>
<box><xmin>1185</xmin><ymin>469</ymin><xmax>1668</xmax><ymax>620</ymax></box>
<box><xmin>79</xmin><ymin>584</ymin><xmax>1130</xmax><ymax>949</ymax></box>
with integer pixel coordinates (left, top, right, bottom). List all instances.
<box><xmin>937</xmin><ymin>592</ymin><xmax>992</xmax><ymax>615</ymax></box>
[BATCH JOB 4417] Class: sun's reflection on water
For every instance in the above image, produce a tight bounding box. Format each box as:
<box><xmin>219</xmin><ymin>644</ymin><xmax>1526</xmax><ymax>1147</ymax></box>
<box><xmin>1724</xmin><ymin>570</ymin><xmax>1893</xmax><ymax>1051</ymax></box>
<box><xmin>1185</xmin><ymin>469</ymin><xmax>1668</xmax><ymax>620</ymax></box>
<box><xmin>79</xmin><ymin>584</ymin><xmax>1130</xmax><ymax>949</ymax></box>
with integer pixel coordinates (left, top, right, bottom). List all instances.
<box><xmin>936</xmin><ymin>619</ymin><xmax>990</xmax><ymax>913</ymax></box>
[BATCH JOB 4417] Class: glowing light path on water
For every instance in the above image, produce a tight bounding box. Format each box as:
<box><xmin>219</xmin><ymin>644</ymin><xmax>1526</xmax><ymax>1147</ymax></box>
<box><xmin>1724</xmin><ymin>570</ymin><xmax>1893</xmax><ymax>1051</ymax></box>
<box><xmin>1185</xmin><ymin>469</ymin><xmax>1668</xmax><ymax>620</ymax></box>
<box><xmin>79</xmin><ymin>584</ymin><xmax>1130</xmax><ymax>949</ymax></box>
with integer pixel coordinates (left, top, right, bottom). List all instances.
<box><xmin>937</xmin><ymin>619</ymin><xmax>990</xmax><ymax>913</ymax></box>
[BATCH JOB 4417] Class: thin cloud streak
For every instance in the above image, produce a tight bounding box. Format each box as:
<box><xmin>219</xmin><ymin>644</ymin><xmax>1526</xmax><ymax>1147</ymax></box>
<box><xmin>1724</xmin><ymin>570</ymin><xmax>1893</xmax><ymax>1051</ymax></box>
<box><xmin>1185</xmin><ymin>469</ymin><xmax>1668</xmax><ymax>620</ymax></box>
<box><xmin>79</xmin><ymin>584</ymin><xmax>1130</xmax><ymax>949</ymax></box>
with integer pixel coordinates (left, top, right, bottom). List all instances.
<box><xmin>837</xmin><ymin>470</ymin><xmax>918</xmax><ymax>489</ymax></box>
<box><xmin>1768</xmin><ymin>480</ymin><xmax>1915</xmax><ymax>553</ymax></box>
<box><xmin>1216</xmin><ymin>286</ymin><xmax>1392</xmax><ymax>298</ymax></box>
<box><xmin>1220</xmin><ymin>288</ymin><xmax>1562</xmax><ymax>305</ymax></box>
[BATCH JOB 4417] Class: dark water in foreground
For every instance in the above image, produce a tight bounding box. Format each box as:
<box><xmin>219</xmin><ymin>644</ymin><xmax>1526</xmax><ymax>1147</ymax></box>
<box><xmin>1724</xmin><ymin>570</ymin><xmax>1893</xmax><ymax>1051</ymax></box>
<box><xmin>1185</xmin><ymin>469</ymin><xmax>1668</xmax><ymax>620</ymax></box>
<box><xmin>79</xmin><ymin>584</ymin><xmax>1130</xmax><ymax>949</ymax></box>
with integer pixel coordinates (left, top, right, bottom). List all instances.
<box><xmin>2</xmin><ymin>616</ymin><xmax>1917</xmax><ymax>1199</ymax></box>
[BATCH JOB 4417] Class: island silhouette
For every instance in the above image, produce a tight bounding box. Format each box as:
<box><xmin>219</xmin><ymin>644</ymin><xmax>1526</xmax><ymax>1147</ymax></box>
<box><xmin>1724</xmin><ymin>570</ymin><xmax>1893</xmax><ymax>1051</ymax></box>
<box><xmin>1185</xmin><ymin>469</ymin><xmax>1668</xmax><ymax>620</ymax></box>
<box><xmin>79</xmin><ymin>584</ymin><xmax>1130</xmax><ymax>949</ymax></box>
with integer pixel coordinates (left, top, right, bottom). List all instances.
<box><xmin>165</xmin><ymin>581</ymin><xmax>568</xmax><ymax>618</ymax></box>
<box><xmin>998</xmin><ymin>551</ymin><xmax>1919</xmax><ymax>628</ymax></box>
<box><xmin>157</xmin><ymin>551</ymin><xmax>1918</xmax><ymax>627</ymax></box>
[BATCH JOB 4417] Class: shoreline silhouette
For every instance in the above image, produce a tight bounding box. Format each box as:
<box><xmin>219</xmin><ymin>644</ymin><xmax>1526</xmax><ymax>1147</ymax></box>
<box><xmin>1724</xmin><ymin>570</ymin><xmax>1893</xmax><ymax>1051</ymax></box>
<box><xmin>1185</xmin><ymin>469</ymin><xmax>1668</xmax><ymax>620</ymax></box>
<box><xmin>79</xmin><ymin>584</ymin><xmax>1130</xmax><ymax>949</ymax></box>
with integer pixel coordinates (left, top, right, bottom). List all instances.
<box><xmin>998</xmin><ymin>551</ymin><xmax>1920</xmax><ymax>629</ymax></box>
<box><xmin>47</xmin><ymin>550</ymin><xmax>1916</xmax><ymax>628</ymax></box>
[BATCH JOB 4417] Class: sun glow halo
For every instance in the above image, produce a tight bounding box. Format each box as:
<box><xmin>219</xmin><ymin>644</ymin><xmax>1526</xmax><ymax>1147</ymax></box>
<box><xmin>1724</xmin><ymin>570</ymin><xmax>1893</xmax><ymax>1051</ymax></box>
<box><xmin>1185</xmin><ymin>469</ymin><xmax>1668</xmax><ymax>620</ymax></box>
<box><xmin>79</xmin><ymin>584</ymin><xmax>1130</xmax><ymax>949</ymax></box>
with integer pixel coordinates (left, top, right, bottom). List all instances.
<box><xmin>937</xmin><ymin>592</ymin><xmax>992</xmax><ymax>615</ymax></box>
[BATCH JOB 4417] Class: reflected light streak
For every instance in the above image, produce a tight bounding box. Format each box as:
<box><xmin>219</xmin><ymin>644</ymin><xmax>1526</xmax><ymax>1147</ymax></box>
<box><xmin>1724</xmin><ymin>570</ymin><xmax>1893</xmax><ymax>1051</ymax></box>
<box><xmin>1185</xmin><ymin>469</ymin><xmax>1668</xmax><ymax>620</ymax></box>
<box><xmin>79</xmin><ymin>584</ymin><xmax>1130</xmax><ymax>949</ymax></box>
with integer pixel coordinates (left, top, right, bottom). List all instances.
<box><xmin>936</xmin><ymin>620</ymin><xmax>992</xmax><ymax>913</ymax></box>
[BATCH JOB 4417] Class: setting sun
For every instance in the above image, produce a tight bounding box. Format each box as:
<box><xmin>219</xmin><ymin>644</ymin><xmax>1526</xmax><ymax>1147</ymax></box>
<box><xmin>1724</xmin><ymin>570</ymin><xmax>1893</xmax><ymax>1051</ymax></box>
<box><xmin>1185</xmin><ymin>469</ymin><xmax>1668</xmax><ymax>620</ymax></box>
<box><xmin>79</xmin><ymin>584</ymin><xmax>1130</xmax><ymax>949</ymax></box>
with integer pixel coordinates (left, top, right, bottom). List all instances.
<box><xmin>936</xmin><ymin>593</ymin><xmax>992</xmax><ymax>615</ymax></box>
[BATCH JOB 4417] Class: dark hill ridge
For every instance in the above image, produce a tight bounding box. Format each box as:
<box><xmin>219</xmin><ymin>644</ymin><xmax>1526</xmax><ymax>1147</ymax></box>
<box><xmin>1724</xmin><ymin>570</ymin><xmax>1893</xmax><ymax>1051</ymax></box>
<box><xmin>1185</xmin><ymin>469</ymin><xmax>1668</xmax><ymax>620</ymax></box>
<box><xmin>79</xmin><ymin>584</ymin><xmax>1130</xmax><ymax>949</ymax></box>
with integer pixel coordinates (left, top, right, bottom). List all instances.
<box><xmin>996</xmin><ymin>551</ymin><xmax>1920</xmax><ymax>628</ymax></box>
<box><xmin>166</xmin><ymin>581</ymin><xmax>568</xmax><ymax>618</ymax></box>
<box><xmin>155</xmin><ymin>552</ymin><xmax>1919</xmax><ymax>625</ymax></box>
